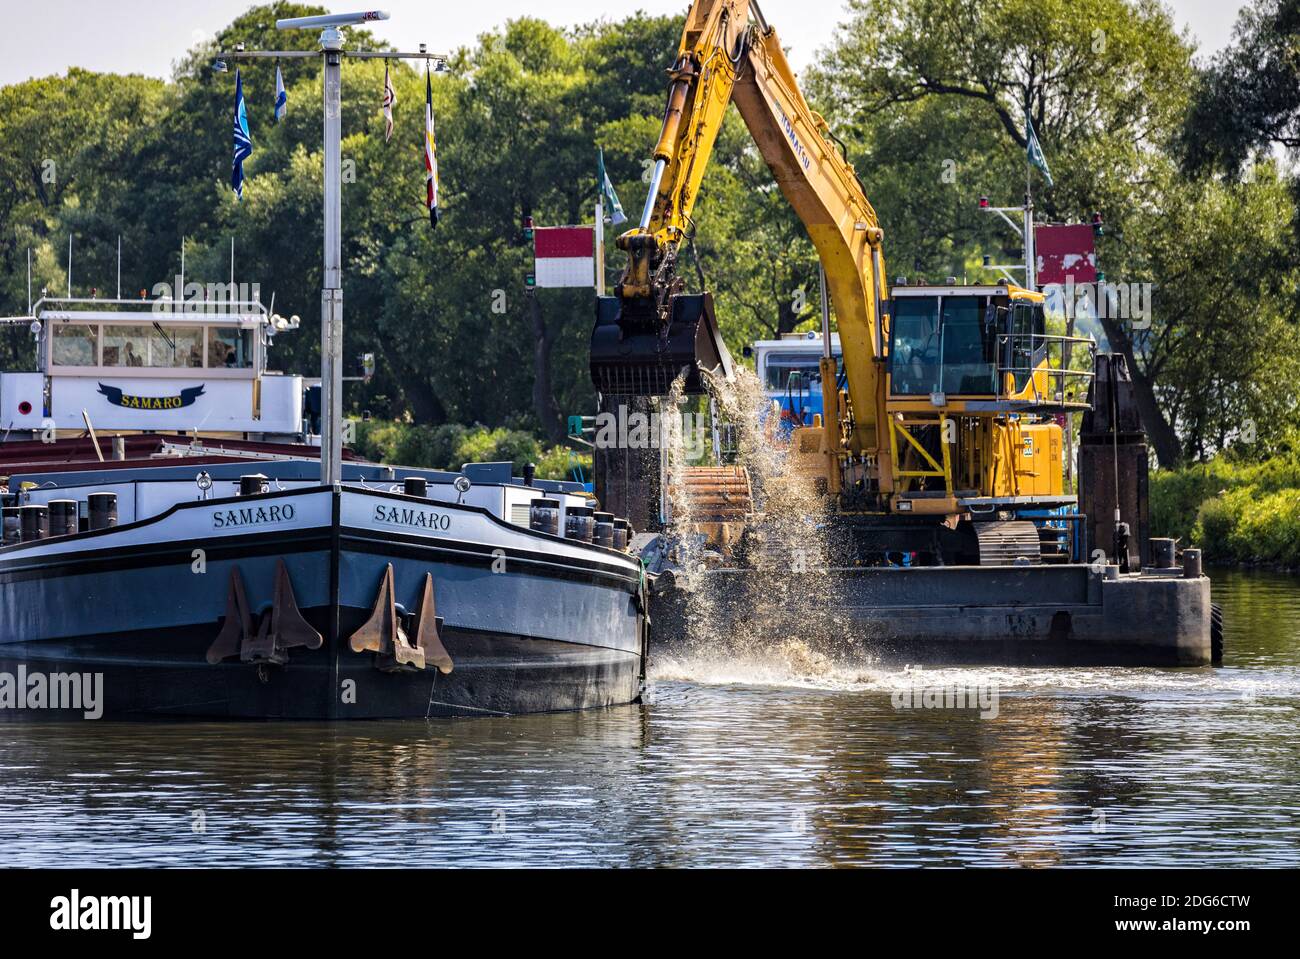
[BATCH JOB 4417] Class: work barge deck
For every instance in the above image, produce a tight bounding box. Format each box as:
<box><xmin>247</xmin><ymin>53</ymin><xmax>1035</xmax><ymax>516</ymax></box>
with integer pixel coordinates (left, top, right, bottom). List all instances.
<box><xmin>647</xmin><ymin>560</ymin><xmax>1215</xmax><ymax>667</ymax></box>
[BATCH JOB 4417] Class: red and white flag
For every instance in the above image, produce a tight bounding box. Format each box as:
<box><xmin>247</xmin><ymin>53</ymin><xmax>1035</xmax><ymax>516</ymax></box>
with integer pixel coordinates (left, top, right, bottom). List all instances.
<box><xmin>534</xmin><ymin>226</ymin><xmax>595</xmax><ymax>288</ymax></box>
<box><xmin>1035</xmin><ymin>224</ymin><xmax>1097</xmax><ymax>286</ymax></box>
<box><xmin>382</xmin><ymin>62</ymin><xmax>396</xmax><ymax>143</ymax></box>
<box><xmin>424</xmin><ymin>65</ymin><xmax>440</xmax><ymax>228</ymax></box>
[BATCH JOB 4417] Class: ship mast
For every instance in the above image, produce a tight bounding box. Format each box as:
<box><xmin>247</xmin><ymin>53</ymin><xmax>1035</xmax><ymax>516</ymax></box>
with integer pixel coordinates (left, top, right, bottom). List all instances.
<box><xmin>217</xmin><ymin>11</ymin><xmax>445</xmax><ymax>487</ymax></box>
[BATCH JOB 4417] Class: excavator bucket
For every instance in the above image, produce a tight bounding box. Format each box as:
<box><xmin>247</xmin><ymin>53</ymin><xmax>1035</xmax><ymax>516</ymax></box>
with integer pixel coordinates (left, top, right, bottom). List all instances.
<box><xmin>590</xmin><ymin>292</ymin><xmax>734</xmax><ymax>396</ymax></box>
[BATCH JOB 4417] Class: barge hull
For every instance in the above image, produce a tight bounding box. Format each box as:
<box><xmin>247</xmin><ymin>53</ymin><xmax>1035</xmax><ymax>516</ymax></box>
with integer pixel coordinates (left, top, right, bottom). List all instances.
<box><xmin>649</xmin><ymin>564</ymin><xmax>1213</xmax><ymax>667</ymax></box>
<box><xmin>0</xmin><ymin>488</ymin><xmax>645</xmax><ymax>719</ymax></box>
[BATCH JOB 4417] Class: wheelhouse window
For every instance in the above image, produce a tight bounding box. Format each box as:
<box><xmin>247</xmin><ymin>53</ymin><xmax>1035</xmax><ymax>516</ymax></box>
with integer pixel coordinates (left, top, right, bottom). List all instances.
<box><xmin>101</xmin><ymin>325</ymin><xmax>150</xmax><ymax>368</ymax></box>
<box><xmin>145</xmin><ymin>325</ymin><xmax>203</xmax><ymax>368</ymax></box>
<box><xmin>208</xmin><ymin>327</ymin><xmax>254</xmax><ymax>369</ymax></box>
<box><xmin>51</xmin><ymin>324</ymin><xmax>99</xmax><ymax>367</ymax></box>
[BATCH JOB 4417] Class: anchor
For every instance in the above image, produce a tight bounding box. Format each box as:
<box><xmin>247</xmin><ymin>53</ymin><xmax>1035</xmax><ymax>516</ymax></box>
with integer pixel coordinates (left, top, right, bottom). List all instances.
<box><xmin>348</xmin><ymin>564</ymin><xmax>453</xmax><ymax>674</ymax></box>
<box><xmin>206</xmin><ymin>561</ymin><xmax>323</xmax><ymax>666</ymax></box>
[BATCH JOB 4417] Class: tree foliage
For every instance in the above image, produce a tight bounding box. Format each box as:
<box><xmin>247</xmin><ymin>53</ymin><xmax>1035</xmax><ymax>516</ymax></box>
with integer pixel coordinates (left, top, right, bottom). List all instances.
<box><xmin>1</xmin><ymin>1</ymin><xmax>1297</xmax><ymax>471</ymax></box>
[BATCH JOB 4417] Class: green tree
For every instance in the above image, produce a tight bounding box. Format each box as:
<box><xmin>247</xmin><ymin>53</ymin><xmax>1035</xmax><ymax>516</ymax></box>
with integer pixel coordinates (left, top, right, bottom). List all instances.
<box><xmin>806</xmin><ymin>0</ymin><xmax>1299</xmax><ymax>465</ymax></box>
<box><xmin>1181</xmin><ymin>0</ymin><xmax>1300</xmax><ymax>177</ymax></box>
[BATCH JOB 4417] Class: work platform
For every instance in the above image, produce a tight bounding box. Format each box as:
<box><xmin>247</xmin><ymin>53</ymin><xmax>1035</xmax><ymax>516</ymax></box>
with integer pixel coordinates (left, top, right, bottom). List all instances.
<box><xmin>649</xmin><ymin>560</ymin><xmax>1214</xmax><ymax>667</ymax></box>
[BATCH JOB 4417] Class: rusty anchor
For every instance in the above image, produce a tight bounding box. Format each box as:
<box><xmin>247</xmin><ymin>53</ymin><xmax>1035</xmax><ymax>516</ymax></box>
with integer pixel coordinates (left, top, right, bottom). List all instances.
<box><xmin>206</xmin><ymin>561</ymin><xmax>323</xmax><ymax>666</ymax></box>
<box><xmin>348</xmin><ymin>564</ymin><xmax>453</xmax><ymax>674</ymax></box>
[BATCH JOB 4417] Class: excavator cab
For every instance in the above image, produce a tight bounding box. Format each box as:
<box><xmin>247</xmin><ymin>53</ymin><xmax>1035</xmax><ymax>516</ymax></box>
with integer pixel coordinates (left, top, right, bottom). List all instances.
<box><xmin>887</xmin><ymin>283</ymin><xmax>1071</xmax><ymax>406</ymax></box>
<box><xmin>589</xmin><ymin>291</ymin><xmax>734</xmax><ymax>396</ymax></box>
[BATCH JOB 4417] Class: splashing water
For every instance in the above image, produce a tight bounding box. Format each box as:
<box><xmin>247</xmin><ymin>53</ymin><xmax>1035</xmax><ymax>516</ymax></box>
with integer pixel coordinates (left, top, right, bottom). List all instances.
<box><xmin>656</xmin><ymin>365</ymin><xmax>864</xmax><ymax>684</ymax></box>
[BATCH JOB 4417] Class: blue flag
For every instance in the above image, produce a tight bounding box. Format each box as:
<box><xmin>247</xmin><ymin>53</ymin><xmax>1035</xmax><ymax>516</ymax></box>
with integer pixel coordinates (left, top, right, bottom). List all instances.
<box><xmin>274</xmin><ymin>64</ymin><xmax>287</xmax><ymax>122</ymax></box>
<box><xmin>231</xmin><ymin>69</ymin><xmax>252</xmax><ymax>200</ymax></box>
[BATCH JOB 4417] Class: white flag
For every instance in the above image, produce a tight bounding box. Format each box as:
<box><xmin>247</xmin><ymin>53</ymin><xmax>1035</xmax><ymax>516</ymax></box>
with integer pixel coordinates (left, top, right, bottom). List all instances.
<box><xmin>274</xmin><ymin>64</ymin><xmax>286</xmax><ymax>122</ymax></box>
<box><xmin>382</xmin><ymin>62</ymin><xmax>396</xmax><ymax>143</ymax></box>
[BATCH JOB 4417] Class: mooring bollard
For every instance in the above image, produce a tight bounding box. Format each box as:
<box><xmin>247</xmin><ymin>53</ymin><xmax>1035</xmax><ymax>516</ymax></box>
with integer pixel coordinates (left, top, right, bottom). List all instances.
<box><xmin>593</xmin><ymin>512</ymin><xmax>616</xmax><ymax>548</ymax></box>
<box><xmin>403</xmin><ymin>476</ymin><xmax>428</xmax><ymax>497</ymax></box>
<box><xmin>47</xmin><ymin>499</ymin><xmax>79</xmax><ymax>538</ymax></box>
<box><xmin>1182</xmin><ymin>548</ymin><xmax>1202</xmax><ymax>579</ymax></box>
<box><xmin>564</xmin><ymin>506</ymin><xmax>595</xmax><ymax>543</ymax></box>
<box><xmin>20</xmin><ymin>505</ymin><xmax>49</xmax><ymax>542</ymax></box>
<box><xmin>88</xmin><ymin>493</ymin><xmax>118</xmax><ymax>531</ymax></box>
<box><xmin>2</xmin><ymin>506</ymin><xmax>20</xmax><ymax>545</ymax></box>
<box><xmin>1150</xmin><ymin>537</ymin><xmax>1177</xmax><ymax>569</ymax></box>
<box><xmin>612</xmin><ymin>518</ymin><xmax>631</xmax><ymax>551</ymax></box>
<box><xmin>530</xmin><ymin>498</ymin><xmax>560</xmax><ymax>536</ymax></box>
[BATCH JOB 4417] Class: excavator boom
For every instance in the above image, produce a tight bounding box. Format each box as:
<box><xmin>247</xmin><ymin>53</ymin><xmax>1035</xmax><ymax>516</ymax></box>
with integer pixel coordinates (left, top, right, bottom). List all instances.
<box><xmin>589</xmin><ymin>0</ymin><xmax>889</xmax><ymax>482</ymax></box>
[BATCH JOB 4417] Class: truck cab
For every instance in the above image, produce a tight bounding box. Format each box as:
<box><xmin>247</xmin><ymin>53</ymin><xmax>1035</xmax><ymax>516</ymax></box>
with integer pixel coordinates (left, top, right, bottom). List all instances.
<box><xmin>750</xmin><ymin>332</ymin><xmax>841</xmax><ymax>431</ymax></box>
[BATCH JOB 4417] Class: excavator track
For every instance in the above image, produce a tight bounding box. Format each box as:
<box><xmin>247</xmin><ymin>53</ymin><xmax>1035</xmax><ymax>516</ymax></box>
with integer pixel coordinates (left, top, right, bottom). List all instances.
<box><xmin>973</xmin><ymin>520</ymin><xmax>1043</xmax><ymax>566</ymax></box>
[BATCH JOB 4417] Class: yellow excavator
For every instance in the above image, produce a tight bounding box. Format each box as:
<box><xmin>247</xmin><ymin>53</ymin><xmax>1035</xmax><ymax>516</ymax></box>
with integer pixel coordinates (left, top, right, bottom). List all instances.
<box><xmin>590</xmin><ymin>0</ymin><xmax>1095</xmax><ymax>565</ymax></box>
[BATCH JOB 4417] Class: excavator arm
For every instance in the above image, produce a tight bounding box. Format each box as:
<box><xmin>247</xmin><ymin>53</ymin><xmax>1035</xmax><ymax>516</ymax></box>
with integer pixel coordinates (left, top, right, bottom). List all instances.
<box><xmin>590</xmin><ymin>0</ymin><xmax>891</xmax><ymax>487</ymax></box>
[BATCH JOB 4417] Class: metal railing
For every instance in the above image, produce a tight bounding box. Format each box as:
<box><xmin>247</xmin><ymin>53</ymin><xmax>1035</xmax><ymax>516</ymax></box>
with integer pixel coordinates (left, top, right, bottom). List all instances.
<box><xmin>995</xmin><ymin>332</ymin><xmax>1096</xmax><ymax>410</ymax></box>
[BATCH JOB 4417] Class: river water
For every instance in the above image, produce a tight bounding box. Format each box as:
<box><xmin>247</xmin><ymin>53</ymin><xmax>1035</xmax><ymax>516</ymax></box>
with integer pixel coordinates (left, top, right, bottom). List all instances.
<box><xmin>1</xmin><ymin>570</ymin><xmax>1297</xmax><ymax>867</ymax></box>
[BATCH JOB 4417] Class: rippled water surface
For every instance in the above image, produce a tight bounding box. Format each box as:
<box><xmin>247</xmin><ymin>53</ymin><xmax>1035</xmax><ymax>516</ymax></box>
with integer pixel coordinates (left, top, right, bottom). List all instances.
<box><xmin>2</xmin><ymin>570</ymin><xmax>1297</xmax><ymax>867</ymax></box>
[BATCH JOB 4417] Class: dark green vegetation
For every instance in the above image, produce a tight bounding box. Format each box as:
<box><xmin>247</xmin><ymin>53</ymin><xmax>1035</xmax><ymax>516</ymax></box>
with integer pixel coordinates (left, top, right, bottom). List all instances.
<box><xmin>1</xmin><ymin>1</ymin><xmax>1298</xmax><ymax>555</ymax></box>
<box><xmin>1151</xmin><ymin>441</ymin><xmax>1300</xmax><ymax>567</ymax></box>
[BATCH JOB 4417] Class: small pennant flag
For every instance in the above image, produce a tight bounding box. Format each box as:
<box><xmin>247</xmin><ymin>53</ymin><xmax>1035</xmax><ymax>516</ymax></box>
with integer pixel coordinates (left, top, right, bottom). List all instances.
<box><xmin>382</xmin><ymin>62</ymin><xmax>396</xmax><ymax>143</ymax></box>
<box><xmin>1026</xmin><ymin>110</ymin><xmax>1053</xmax><ymax>189</ymax></box>
<box><xmin>231</xmin><ymin>69</ymin><xmax>252</xmax><ymax>200</ymax></box>
<box><xmin>598</xmin><ymin>148</ymin><xmax>627</xmax><ymax>226</ymax></box>
<box><xmin>424</xmin><ymin>64</ymin><xmax>440</xmax><ymax>228</ymax></box>
<box><xmin>274</xmin><ymin>64</ymin><xmax>287</xmax><ymax>122</ymax></box>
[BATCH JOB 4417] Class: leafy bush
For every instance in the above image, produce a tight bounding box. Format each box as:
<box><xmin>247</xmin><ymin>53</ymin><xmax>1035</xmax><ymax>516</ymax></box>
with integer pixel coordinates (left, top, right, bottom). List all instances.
<box><xmin>1153</xmin><ymin>444</ymin><xmax>1300</xmax><ymax>566</ymax></box>
<box><xmin>353</xmin><ymin>420</ymin><xmax>589</xmax><ymax>481</ymax></box>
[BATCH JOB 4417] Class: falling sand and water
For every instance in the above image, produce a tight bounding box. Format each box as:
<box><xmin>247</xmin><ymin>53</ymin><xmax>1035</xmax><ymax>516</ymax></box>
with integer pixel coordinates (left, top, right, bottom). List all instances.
<box><xmin>649</xmin><ymin>366</ymin><xmax>1300</xmax><ymax>702</ymax></box>
<box><xmin>653</xmin><ymin>366</ymin><xmax>859</xmax><ymax>685</ymax></box>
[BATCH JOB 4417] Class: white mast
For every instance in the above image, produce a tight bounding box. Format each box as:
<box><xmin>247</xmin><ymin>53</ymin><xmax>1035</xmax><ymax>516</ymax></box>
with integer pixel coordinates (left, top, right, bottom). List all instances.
<box><xmin>216</xmin><ymin>12</ymin><xmax>441</xmax><ymax>487</ymax></box>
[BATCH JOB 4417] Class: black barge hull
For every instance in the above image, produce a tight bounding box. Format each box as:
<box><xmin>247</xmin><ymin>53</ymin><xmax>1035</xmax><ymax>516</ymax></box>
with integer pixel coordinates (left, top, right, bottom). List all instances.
<box><xmin>0</xmin><ymin>488</ymin><xmax>645</xmax><ymax>719</ymax></box>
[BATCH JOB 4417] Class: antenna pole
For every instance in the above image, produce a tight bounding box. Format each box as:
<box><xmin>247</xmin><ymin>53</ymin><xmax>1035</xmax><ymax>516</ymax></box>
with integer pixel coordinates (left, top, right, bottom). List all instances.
<box><xmin>27</xmin><ymin>248</ymin><xmax>32</xmax><ymax>313</ymax></box>
<box><xmin>230</xmin><ymin>236</ymin><xmax>235</xmax><ymax>289</ymax></box>
<box><xmin>117</xmin><ymin>235</ymin><xmax>122</xmax><ymax>299</ymax></box>
<box><xmin>179</xmin><ymin>236</ymin><xmax>185</xmax><ymax>308</ymax></box>
<box><xmin>67</xmin><ymin>234</ymin><xmax>72</xmax><ymax>298</ymax></box>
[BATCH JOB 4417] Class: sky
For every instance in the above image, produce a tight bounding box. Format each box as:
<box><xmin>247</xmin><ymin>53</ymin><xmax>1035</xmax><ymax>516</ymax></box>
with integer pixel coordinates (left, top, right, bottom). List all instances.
<box><xmin>0</xmin><ymin>0</ymin><xmax>1253</xmax><ymax>88</ymax></box>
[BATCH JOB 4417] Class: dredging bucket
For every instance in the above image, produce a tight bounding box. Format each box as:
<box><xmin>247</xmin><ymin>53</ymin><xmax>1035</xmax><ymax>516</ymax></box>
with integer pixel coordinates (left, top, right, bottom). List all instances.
<box><xmin>590</xmin><ymin>292</ymin><xmax>734</xmax><ymax>396</ymax></box>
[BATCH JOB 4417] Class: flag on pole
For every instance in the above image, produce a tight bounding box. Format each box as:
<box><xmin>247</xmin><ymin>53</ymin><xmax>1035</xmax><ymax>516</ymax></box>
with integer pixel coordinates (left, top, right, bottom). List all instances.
<box><xmin>534</xmin><ymin>226</ymin><xmax>596</xmax><ymax>288</ymax></box>
<box><xmin>274</xmin><ymin>64</ymin><xmax>287</xmax><ymax>122</ymax></box>
<box><xmin>231</xmin><ymin>69</ymin><xmax>252</xmax><ymax>200</ymax></box>
<box><xmin>424</xmin><ymin>65</ymin><xmax>440</xmax><ymax>228</ymax></box>
<box><xmin>1026</xmin><ymin>111</ymin><xmax>1053</xmax><ymax>189</ymax></box>
<box><xmin>382</xmin><ymin>62</ymin><xmax>397</xmax><ymax>143</ymax></box>
<box><xmin>598</xmin><ymin>148</ymin><xmax>627</xmax><ymax>226</ymax></box>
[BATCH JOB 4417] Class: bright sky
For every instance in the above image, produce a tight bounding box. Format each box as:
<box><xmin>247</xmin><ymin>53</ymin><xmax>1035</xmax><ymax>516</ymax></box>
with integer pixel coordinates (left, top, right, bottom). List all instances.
<box><xmin>0</xmin><ymin>0</ymin><xmax>1252</xmax><ymax>88</ymax></box>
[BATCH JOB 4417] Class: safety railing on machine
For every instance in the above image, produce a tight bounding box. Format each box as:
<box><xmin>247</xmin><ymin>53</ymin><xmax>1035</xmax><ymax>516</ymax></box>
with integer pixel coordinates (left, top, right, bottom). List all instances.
<box><xmin>995</xmin><ymin>332</ymin><xmax>1096</xmax><ymax>410</ymax></box>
